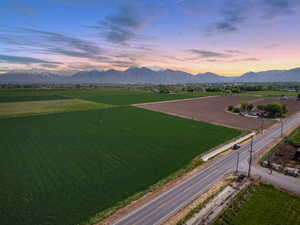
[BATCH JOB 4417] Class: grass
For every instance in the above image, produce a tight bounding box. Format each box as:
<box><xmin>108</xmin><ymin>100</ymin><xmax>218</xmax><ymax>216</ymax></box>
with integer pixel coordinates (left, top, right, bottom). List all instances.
<box><xmin>0</xmin><ymin>88</ymin><xmax>148</xmax><ymax>98</ymax></box>
<box><xmin>179</xmin><ymin>92</ymin><xmax>227</xmax><ymax>97</ymax></box>
<box><xmin>245</xmin><ymin>91</ymin><xmax>298</xmax><ymax>96</ymax></box>
<box><xmin>0</xmin><ymin>95</ymin><xmax>69</xmax><ymax>103</ymax></box>
<box><xmin>0</xmin><ymin>89</ymin><xmax>197</xmax><ymax>105</ymax></box>
<box><xmin>0</xmin><ymin>99</ymin><xmax>108</xmax><ymax>118</ymax></box>
<box><xmin>291</xmin><ymin>126</ymin><xmax>300</xmax><ymax>143</ymax></box>
<box><xmin>0</xmin><ymin>106</ymin><xmax>241</xmax><ymax>225</ymax></box>
<box><xmin>213</xmin><ymin>184</ymin><xmax>300</xmax><ymax>225</ymax></box>
<box><xmin>83</xmin><ymin>93</ymin><xmax>193</xmax><ymax>105</ymax></box>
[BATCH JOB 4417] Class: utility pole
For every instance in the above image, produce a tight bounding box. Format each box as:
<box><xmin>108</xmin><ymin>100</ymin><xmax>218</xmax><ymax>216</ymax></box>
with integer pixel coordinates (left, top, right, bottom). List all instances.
<box><xmin>235</xmin><ymin>150</ymin><xmax>240</xmax><ymax>174</ymax></box>
<box><xmin>247</xmin><ymin>135</ymin><xmax>254</xmax><ymax>178</ymax></box>
<box><xmin>261</xmin><ymin>118</ymin><xmax>265</xmax><ymax>134</ymax></box>
<box><xmin>280</xmin><ymin>118</ymin><xmax>284</xmax><ymax>137</ymax></box>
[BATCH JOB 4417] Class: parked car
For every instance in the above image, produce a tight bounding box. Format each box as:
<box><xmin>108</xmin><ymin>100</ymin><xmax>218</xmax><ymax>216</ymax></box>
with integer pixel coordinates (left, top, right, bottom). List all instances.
<box><xmin>233</xmin><ymin>144</ymin><xmax>241</xmax><ymax>150</ymax></box>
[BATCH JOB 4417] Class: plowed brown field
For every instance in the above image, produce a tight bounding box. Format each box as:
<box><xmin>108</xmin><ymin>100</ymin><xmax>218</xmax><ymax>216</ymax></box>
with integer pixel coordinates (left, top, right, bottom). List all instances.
<box><xmin>136</xmin><ymin>96</ymin><xmax>300</xmax><ymax>130</ymax></box>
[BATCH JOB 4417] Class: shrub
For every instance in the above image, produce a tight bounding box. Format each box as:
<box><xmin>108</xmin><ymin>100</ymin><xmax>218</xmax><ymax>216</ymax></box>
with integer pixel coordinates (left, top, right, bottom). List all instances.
<box><xmin>233</xmin><ymin>107</ymin><xmax>240</xmax><ymax>113</ymax></box>
<box><xmin>228</xmin><ymin>105</ymin><xmax>234</xmax><ymax>111</ymax></box>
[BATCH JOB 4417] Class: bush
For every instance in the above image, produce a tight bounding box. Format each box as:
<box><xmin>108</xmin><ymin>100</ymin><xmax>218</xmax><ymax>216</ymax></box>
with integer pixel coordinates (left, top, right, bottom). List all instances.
<box><xmin>257</xmin><ymin>104</ymin><xmax>265</xmax><ymax>111</ymax></box>
<box><xmin>264</xmin><ymin>102</ymin><xmax>287</xmax><ymax>118</ymax></box>
<box><xmin>233</xmin><ymin>107</ymin><xmax>240</xmax><ymax>113</ymax></box>
<box><xmin>228</xmin><ymin>105</ymin><xmax>234</xmax><ymax>111</ymax></box>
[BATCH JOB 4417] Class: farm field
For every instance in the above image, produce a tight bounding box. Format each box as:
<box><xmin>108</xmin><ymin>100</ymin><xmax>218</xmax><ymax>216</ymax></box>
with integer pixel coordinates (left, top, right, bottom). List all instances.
<box><xmin>0</xmin><ymin>106</ymin><xmax>241</xmax><ymax>225</ymax></box>
<box><xmin>245</xmin><ymin>90</ymin><xmax>298</xmax><ymax>97</ymax></box>
<box><xmin>83</xmin><ymin>93</ymin><xmax>193</xmax><ymax>105</ymax></box>
<box><xmin>0</xmin><ymin>99</ymin><xmax>108</xmax><ymax>118</ymax></box>
<box><xmin>0</xmin><ymin>95</ymin><xmax>69</xmax><ymax>103</ymax></box>
<box><xmin>0</xmin><ymin>88</ymin><xmax>140</xmax><ymax>97</ymax></box>
<box><xmin>0</xmin><ymin>88</ymin><xmax>196</xmax><ymax>105</ymax></box>
<box><xmin>137</xmin><ymin>96</ymin><xmax>300</xmax><ymax>130</ymax></box>
<box><xmin>213</xmin><ymin>184</ymin><xmax>300</xmax><ymax>225</ymax></box>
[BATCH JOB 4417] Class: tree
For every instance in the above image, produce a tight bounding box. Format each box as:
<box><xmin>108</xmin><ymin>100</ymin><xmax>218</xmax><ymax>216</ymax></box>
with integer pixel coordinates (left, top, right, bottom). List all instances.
<box><xmin>264</xmin><ymin>102</ymin><xmax>287</xmax><ymax>118</ymax></box>
<box><xmin>158</xmin><ymin>85</ymin><xmax>169</xmax><ymax>94</ymax></box>
<box><xmin>257</xmin><ymin>104</ymin><xmax>265</xmax><ymax>111</ymax></box>
<box><xmin>228</xmin><ymin>105</ymin><xmax>234</xmax><ymax>111</ymax></box>
<box><xmin>281</xmin><ymin>103</ymin><xmax>287</xmax><ymax>114</ymax></box>
<box><xmin>240</xmin><ymin>101</ymin><xmax>249</xmax><ymax>112</ymax></box>
<box><xmin>247</xmin><ymin>104</ymin><xmax>254</xmax><ymax>111</ymax></box>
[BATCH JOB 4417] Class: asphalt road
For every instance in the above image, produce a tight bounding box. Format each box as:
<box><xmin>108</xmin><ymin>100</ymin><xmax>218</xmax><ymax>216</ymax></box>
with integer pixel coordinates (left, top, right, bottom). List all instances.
<box><xmin>112</xmin><ymin>111</ymin><xmax>300</xmax><ymax>225</ymax></box>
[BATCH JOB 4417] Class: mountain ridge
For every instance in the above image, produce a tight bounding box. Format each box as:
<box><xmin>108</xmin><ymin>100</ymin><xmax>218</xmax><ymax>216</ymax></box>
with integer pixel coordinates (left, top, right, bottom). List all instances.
<box><xmin>0</xmin><ymin>67</ymin><xmax>300</xmax><ymax>84</ymax></box>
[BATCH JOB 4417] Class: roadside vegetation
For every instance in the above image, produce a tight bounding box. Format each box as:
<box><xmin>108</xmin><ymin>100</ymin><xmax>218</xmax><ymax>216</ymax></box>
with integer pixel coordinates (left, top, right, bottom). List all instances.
<box><xmin>0</xmin><ymin>106</ymin><xmax>240</xmax><ymax>225</ymax></box>
<box><xmin>213</xmin><ymin>184</ymin><xmax>300</xmax><ymax>225</ymax></box>
<box><xmin>291</xmin><ymin>126</ymin><xmax>300</xmax><ymax>143</ymax></box>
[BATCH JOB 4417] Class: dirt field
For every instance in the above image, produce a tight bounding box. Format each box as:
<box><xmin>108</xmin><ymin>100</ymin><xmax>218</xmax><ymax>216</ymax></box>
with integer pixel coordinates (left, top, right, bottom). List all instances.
<box><xmin>270</xmin><ymin>142</ymin><xmax>300</xmax><ymax>169</ymax></box>
<box><xmin>136</xmin><ymin>96</ymin><xmax>300</xmax><ymax>130</ymax></box>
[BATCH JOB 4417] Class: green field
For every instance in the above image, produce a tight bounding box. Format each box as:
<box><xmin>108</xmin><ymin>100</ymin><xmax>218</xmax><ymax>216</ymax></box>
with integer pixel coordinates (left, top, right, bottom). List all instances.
<box><xmin>0</xmin><ymin>106</ymin><xmax>240</xmax><ymax>225</ymax></box>
<box><xmin>0</xmin><ymin>99</ymin><xmax>108</xmax><ymax>118</ymax></box>
<box><xmin>180</xmin><ymin>92</ymin><xmax>227</xmax><ymax>97</ymax></box>
<box><xmin>83</xmin><ymin>93</ymin><xmax>192</xmax><ymax>105</ymax></box>
<box><xmin>0</xmin><ymin>95</ymin><xmax>69</xmax><ymax>103</ymax></box>
<box><xmin>0</xmin><ymin>89</ymin><xmax>196</xmax><ymax>105</ymax></box>
<box><xmin>213</xmin><ymin>184</ymin><xmax>300</xmax><ymax>225</ymax></box>
<box><xmin>245</xmin><ymin>91</ymin><xmax>298</xmax><ymax>96</ymax></box>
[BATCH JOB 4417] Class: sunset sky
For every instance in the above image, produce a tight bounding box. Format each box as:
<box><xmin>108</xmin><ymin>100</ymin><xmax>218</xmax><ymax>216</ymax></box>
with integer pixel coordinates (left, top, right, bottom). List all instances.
<box><xmin>0</xmin><ymin>0</ymin><xmax>300</xmax><ymax>76</ymax></box>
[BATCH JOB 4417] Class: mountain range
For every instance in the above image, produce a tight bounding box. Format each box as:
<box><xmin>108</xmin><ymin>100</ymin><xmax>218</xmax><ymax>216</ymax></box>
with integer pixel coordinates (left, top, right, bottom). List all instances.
<box><xmin>0</xmin><ymin>67</ymin><xmax>300</xmax><ymax>84</ymax></box>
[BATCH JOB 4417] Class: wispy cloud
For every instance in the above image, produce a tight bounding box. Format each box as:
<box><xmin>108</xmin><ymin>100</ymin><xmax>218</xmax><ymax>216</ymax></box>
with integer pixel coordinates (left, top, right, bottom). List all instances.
<box><xmin>225</xmin><ymin>49</ymin><xmax>245</xmax><ymax>54</ymax></box>
<box><xmin>0</xmin><ymin>54</ymin><xmax>62</xmax><ymax>65</ymax></box>
<box><xmin>231</xmin><ymin>57</ymin><xmax>260</xmax><ymax>62</ymax></box>
<box><xmin>0</xmin><ymin>27</ymin><xmax>104</xmax><ymax>60</ymax></box>
<box><xmin>97</xmin><ymin>4</ymin><xmax>154</xmax><ymax>45</ymax></box>
<box><xmin>189</xmin><ymin>49</ymin><xmax>232</xmax><ymax>58</ymax></box>
<box><xmin>39</xmin><ymin>63</ymin><xmax>60</xmax><ymax>69</ymax></box>
<box><xmin>262</xmin><ymin>0</ymin><xmax>300</xmax><ymax>18</ymax></box>
<box><xmin>207</xmin><ymin>0</ymin><xmax>249</xmax><ymax>34</ymax></box>
<box><xmin>206</xmin><ymin>0</ymin><xmax>300</xmax><ymax>35</ymax></box>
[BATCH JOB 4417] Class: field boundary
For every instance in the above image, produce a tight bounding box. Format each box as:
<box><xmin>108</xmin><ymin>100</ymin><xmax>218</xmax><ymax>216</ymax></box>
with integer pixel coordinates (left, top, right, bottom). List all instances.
<box><xmin>131</xmin><ymin>95</ymin><xmax>217</xmax><ymax>106</ymax></box>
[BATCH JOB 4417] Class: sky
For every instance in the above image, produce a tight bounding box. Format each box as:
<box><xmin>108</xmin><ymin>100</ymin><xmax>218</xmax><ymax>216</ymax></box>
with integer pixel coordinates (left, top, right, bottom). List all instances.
<box><xmin>0</xmin><ymin>0</ymin><xmax>300</xmax><ymax>76</ymax></box>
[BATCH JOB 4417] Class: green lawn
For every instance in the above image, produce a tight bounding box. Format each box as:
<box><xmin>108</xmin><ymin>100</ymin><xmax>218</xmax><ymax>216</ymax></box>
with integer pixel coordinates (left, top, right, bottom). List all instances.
<box><xmin>0</xmin><ymin>99</ymin><xmax>109</xmax><ymax>118</ymax></box>
<box><xmin>213</xmin><ymin>184</ymin><xmax>300</xmax><ymax>225</ymax></box>
<box><xmin>0</xmin><ymin>106</ymin><xmax>241</xmax><ymax>225</ymax></box>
